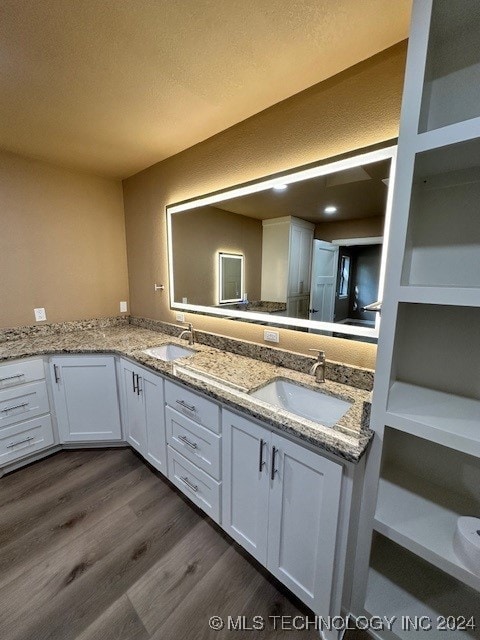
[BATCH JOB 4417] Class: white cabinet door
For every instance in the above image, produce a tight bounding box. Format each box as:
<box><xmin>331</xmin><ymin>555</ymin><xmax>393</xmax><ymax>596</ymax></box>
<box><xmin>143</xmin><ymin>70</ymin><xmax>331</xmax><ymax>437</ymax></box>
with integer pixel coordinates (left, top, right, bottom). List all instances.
<box><xmin>121</xmin><ymin>360</ymin><xmax>166</xmax><ymax>473</ymax></box>
<box><xmin>51</xmin><ymin>356</ymin><xmax>121</xmax><ymax>442</ymax></box>
<box><xmin>142</xmin><ymin>368</ymin><xmax>166</xmax><ymax>475</ymax></box>
<box><xmin>288</xmin><ymin>222</ymin><xmax>314</xmax><ymax>296</ymax></box>
<box><xmin>222</xmin><ymin>410</ymin><xmax>270</xmax><ymax>565</ymax></box>
<box><xmin>122</xmin><ymin>361</ymin><xmax>147</xmax><ymax>454</ymax></box>
<box><xmin>267</xmin><ymin>433</ymin><xmax>342</xmax><ymax>615</ymax></box>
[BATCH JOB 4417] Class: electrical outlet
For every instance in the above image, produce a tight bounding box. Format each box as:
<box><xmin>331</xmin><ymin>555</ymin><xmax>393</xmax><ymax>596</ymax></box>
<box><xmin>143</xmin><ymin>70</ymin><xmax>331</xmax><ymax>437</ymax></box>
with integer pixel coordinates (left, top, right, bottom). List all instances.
<box><xmin>34</xmin><ymin>308</ymin><xmax>47</xmax><ymax>322</ymax></box>
<box><xmin>176</xmin><ymin>312</ymin><xmax>185</xmax><ymax>322</ymax></box>
<box><xmin>120</xmin><ymin>301</ymin><xmax>128</xmax><ymax>313</ymax></box>
<box><xmin>182</xmin><ymin>297</ymin><xmax>188</xmax><ymax>304</ymax></box>
<box><xmin>264</xmin><ymin>329</ymin><xmax>279</xmax><ymax>343</ymax></box>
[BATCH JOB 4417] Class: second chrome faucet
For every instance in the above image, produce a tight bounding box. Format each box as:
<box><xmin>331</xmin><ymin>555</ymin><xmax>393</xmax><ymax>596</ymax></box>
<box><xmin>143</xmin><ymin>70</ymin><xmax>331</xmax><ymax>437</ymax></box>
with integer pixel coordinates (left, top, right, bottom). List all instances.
<box><xmin>309</xmin><ymin>349</ymin><xmax>326</xmax><ymax>383</ymax></box>
<box><xmin>179</xmin><ymin>322</ymin><xmax>195</xmax><ymax>346</ymax></box>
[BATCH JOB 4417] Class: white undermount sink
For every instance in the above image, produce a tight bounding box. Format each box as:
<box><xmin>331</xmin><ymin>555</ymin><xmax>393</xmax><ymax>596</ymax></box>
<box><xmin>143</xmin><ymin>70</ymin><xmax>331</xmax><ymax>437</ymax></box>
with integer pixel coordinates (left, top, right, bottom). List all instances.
<box><xmin>142</xmin><ymin>343</ymin><xmax>195</xmax><ymax>362</ymax></box>
<box><xmin>249</xmin><ymin>378</ymin><xmax>352</xmax><ymax>427</ymax></box>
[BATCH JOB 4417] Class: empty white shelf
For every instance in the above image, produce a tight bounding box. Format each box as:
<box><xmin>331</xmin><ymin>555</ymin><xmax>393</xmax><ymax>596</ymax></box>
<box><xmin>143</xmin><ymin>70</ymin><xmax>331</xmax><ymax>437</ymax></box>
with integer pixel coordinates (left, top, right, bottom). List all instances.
<box><xmin>366</xmin><ymin>535</ymin><xmax>480</xmax><ymax>640</ymax></box>
<box><xmin>416</xmin><ymin>118</ymin><xmax>480</xmax><ymax>154</ymax></box>
<box><xmin>374</xmin><ymin>466</ymin><xmax>480</xmax><ymax>592</ymax></box>
<box><xmin>386</xmin><ymin>382</ymin><xmax>480</xmax><ymax>458</ymax></box>
<box><xmin>419</xmin><ymin>0</ymin><xmax>480</xmax><ymax>133</ymax></box>
<box><xmin>398</xmin><ymin>286</ymin><xmax>480</xmax><ymax>307</ymax></box>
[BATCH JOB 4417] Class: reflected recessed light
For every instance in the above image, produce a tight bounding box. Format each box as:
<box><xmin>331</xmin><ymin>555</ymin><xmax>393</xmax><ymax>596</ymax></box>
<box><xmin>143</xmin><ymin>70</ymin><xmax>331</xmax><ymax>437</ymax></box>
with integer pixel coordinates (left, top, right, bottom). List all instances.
<box><xmin>324</xmin><ymin>205</ymin><xmax>337</xmax><ymax>214</ymax></box>
<box><xmin>273</xmin><ymin>184</ymin><xmax>288</xmax><ymax>191</ymax></box>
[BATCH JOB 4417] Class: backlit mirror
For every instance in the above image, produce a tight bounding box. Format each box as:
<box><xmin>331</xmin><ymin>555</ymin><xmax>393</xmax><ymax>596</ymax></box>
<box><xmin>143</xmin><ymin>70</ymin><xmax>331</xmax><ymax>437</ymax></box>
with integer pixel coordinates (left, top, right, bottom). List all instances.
<box><xmin>219</xmin><ymin>253</ymin><xmax>244</xmax><ymax>304</ymax></box>
<box><xmin>167</xmin><ymin>143</ymin><xmax>396</xmax><ymax>340</ymax></box>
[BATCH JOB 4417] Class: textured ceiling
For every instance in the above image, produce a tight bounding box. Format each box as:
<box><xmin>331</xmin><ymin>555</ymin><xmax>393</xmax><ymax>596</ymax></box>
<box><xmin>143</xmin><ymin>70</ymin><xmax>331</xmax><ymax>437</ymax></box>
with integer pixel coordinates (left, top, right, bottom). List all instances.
<box><xmin>0</xmin><ymin>0</ymin><xmax>411</xmax><ymax>179</ymax></box>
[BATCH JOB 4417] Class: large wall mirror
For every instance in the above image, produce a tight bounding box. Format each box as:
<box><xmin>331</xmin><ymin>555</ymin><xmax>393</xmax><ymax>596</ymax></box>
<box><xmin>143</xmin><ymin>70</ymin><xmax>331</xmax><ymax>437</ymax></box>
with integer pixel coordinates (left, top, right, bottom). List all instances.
<box><xmin>167</xmin><ymin>142</ymin><xmax>397</xmax><ymax>341</ymax></box>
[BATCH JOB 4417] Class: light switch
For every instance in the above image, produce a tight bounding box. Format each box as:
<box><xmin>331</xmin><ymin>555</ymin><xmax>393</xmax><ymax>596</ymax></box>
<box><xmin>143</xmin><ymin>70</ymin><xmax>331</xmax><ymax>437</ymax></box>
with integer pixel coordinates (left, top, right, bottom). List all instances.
<box><xmin>34</xmin><ymin>308</ymin><xmax>47</xmax><ymax>322</ymax></box>
<box><xmin>176</xmin><ymin>312</ymin><xmax>185</xmax><ymax>322</ymax></box>
<box><xmin>120</xmin><ymin>301</ymin><xmax>128</xmax><ymax>312</ymax></box>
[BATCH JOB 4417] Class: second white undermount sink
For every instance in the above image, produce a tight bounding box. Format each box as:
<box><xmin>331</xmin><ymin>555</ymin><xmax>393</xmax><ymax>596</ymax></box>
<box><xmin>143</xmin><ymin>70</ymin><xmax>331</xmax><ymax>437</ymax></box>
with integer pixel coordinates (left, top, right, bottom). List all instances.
<box><xmin>142</xmin><ymin>343</ymin><xmax>195</xmax><ymax>362</ymax></box>
<box><xmin>249</xmin><ymin>378</ymin><xmax>352</xmax><ymax>427</ymax></box>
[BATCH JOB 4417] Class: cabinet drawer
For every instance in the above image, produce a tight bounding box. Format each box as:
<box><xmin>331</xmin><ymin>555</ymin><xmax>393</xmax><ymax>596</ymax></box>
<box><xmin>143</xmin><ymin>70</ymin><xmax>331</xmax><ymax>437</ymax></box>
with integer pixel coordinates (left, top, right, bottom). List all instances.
<box><xmin>0</xmin><ymin>414</ymin><xmax>55</xmax><ymax>466</ymax></box>
<box><xmin>0</xmin><ymin>380</ymin><xmax>49</xmax><ymax>428</ymax></box>
<box><xmin>165</xmin><ymin>380</ymin><xmax>220</xmax><ymax>433</ymax></box>
<box><xmin>167</xmin><ymin>446</ymin><xmax>221</xmax><ymax>523</ymax></box>
<box><xmin>0</xmin><ymin>359</ymin><xmax>45</xmax><ymax>389</ymax></box>
<box><xmin>166</xmin><ymin>406</ymin><xmax>221</xmax><ymax>480</ymax></box>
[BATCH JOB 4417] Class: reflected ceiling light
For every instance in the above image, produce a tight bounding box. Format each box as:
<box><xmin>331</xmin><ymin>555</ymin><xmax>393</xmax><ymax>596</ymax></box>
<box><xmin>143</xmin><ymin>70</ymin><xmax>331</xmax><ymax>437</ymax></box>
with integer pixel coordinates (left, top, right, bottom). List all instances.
<box><xmin>324</xmin><ymin>205</ymin><xmax>337</xmax><ymax>214</ymax></box>
<box><xmin>273</xmin><ymin>184</ymin><xmax>288</xmax><ymax>191</ymax></box>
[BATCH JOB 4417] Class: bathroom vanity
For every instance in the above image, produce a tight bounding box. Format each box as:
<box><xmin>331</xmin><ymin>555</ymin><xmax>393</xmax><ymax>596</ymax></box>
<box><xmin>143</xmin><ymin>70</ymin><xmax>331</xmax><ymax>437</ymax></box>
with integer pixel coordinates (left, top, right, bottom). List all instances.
<box><xmin>0</xmin><ymin>319</ymin><xmax>372</xmax><ymax>637</ymax></box>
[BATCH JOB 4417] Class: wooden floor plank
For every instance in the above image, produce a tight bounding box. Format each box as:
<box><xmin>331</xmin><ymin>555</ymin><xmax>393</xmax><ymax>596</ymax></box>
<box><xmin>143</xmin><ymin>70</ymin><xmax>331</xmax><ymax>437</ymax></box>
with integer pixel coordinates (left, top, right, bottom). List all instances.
<box><xmin>6</xmin><ymin>491</ymin><xmax>202</xmax><ymax>639</ymax></box>
<box><xmin>0</xmin><ymin>449</ymin><xmax>108</xmax><ymax>507</ymax></box>
<box><xmin>0</xmin><ymin>463</ymin><xmax>159</xmax><ymax>590</ymax></box>
<box><xmin>150</xmin><ymin>545</ymin><xmax>267</xmax><ymax>640</ymax></box>
<box><xmin>0</xmin><ymin>449</ymin><xmax>335</xmax><ymax>640</ymax></box>
<box><xmin>0</xmin><ymin>448</ymin><xmax>136</xmax><ymax>544</ymax></box>
<box><xmin>74</xmin><ymin>595</ymin><xmax>149</xmax><ymax>640</ymax></box>
<box><xmin>128</xmin><ymin>517</ymin><xmax>230</xmax><ymax>635</ymax></box>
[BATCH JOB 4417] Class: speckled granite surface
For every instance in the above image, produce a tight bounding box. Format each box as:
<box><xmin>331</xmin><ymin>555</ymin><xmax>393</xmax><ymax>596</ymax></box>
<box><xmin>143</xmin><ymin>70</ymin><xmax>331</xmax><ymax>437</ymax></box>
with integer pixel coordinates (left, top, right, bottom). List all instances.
<box><xmin>130</xmin><ymin>316</ymin><xmax>375</xmax><ymax>391</ymax></box>
<box><xmin>0</xmin><ymin>323</ymin><xmax>372</xmax><ymax>462</ymax></box>
<box><xmin>215</xmin><ymin>301</ymin><xmax>288</xmax><ymax>313</ymax></box>
<box><xmin>0</xmin><ymin>316</ymin><xmax>128</xmax><ymax>343</ymax></box>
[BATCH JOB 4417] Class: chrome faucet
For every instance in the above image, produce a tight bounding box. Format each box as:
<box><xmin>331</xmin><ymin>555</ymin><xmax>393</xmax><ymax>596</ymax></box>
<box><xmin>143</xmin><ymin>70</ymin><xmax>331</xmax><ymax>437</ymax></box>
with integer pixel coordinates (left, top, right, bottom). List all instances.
<box><xmin>179</xmin><ymin>322</ymin><xmax>195</xmax><ymax>346</ymax></box>
<box><xmin>309</xmin><ymin>349</ymin><xmax>326</xmax><ymax>383</ymax></box>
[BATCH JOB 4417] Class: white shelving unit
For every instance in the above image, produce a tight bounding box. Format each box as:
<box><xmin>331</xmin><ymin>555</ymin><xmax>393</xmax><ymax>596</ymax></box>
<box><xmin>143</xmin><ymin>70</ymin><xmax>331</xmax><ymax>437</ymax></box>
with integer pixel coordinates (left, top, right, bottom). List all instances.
<box><xmin>350</xmin><ymin>1</ymin><xmax>480</xmax><ymax>635</ymax></box>
<box><xmin>366</xmin><ymin>534</ymin><xmax>480</xmax><ymax>640</ymax></box>
<box><xmin>375</xmin><ymin>429</ymin><xmax>480</xmax><ymax>593</ymax></box>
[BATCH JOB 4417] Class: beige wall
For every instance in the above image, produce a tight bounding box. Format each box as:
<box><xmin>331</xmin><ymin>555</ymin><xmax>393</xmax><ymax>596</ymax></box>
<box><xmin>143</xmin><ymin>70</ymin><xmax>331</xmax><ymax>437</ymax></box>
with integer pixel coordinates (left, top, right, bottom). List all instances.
<box><xmin>123</xmin><ymin>42</ymin><xmax>407</xmax><ymax>369</ymax></box>
<box><xmin>0</xmin><ymin>150</ymin><xmax>129</xmax><ymax>327</ymax></box>
<box><xmin>171</xmin><ymin>206</ymin><xmax>262</xmax><ymax>305</ymax></box>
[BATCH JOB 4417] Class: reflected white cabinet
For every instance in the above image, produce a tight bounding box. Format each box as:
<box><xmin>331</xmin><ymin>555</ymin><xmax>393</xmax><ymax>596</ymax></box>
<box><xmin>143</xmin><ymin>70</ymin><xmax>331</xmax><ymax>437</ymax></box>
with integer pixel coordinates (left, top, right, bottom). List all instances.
<box><xmin>222</xmin><ymin>410</ymin><xmax>342</xmax><ymax>615</ymax></box>
<box><xmin>121</xmin><ymin>359</ymin><xmax>166</xmax><ymax>474</ymax></box>
<box><xmin>261</xmin><ymin>216</ymin><xmax>314</xmax><ymax>310</ymax></box>
<box><xmin>288</xmin><ymin>220</ymin><xmax>314</xmax><ymax>297</ymax></box>
<box><xmin>51</xmin><ymin>356</ymin><xmax>121</xmax><ymax>442</ymax></box>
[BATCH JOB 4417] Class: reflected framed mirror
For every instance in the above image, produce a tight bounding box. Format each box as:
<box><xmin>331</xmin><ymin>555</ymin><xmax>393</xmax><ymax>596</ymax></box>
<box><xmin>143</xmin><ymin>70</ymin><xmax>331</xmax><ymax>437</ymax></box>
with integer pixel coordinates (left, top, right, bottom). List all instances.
<box><xmin>219</xmin><ymin>252</ymin><xmax>244</xmax><ymax>304</ymax></box>
<box><xmin>167</xmin><ymin>142</ymin><xmax>397</xmax><ymax>340</ymax></box>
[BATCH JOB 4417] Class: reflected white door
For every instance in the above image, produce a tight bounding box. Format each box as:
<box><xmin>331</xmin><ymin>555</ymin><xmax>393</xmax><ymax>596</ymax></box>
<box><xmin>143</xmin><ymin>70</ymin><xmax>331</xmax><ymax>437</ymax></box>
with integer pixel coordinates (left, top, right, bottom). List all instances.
<box><xmin>309</xmin><ymin>240</ymin><xmax>338</xmax><ymax>323</ymax></box>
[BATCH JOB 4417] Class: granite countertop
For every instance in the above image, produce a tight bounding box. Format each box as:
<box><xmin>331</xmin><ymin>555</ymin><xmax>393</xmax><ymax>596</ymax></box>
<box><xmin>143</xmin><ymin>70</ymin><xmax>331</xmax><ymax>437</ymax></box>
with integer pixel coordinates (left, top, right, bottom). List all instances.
<box><xmin>0</xmin><ymin>325</ymin><xmax>373</xmax><ymax>463</ymax></box>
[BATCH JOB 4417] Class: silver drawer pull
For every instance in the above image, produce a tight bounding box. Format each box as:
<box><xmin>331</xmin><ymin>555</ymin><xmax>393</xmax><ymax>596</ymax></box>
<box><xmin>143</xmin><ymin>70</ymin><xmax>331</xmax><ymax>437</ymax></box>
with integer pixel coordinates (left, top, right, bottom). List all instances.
<box><xmin>0</xmin><ymin>373</ymin><xmax>24</xmax><ymax>382</ymax></box>
<box><xmin>176</xmin><ymin>399</ymin><xmax>196</xmax><ymax>412</ymax></box>
<box><xmin>179</xmin><ymin>434</ymin><xmax>198</xmax><ymax>449</ymax></box>
<box><xmin>1</xmin><ymin>402</ymin><xmax>29</xmax><ymax>413</ymax></box>
<box><xmin>7</xmin><ymin>436</ymin><xmax>34</xmax><ymax>448</ymax></box>
<box><xmin>180</xmin><ymin>476</ymin><xmax>198</xmax><ymax>492</ymax></box>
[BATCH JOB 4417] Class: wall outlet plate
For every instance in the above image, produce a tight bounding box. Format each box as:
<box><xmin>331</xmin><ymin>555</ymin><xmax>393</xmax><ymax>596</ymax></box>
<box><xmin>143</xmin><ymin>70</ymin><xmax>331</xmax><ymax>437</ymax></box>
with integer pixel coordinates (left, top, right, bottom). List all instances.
<box><xmin>34</xmin><ymin>308</ymin><xmax>47</xmax><ymax>322</ymax></box>
<box><xmin>264</xmin><ymin>329</ymin><xmax>279</xmax><ymax>343</ymax></box>
<box><xmin>176</xmin><ymin>312</ymin><xmax>185</xmax><ymax>322</ymax></box>
<box><xmin>120</xmin><ymin>301</ymin><xmax>128</xmax><ymax>312</ymax></box>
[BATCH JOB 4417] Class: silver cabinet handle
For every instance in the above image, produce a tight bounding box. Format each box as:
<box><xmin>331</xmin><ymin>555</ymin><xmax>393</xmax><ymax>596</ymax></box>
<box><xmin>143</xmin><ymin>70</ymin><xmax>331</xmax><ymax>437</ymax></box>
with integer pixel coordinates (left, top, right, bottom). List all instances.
<box><xmin>53</xmin><ymin>364</ymin><xmax>60</xmax><ymax>383</ymax></box>
<box><xmin>176</xmin><ymin>399</ymin><xmax>196</xmax><ymax>412</ymax></box>
<box><xmin>7</xmin><ymin>436</ymin><xmax>34</xmax><ymax>448</ymax></box>
<box><xmin>132</xmin><ymin>371</ymin><xmax>136</xmax><ymax>393</ymax></box>
<box><xmin>1</xmin><ymin>402</ymin><xmax>29</xmax><ymax>413</ymax></box>
<box><xmin>0</xmin><ymin>373</ymin><xmax>24</xmax><ymax>383</ymax></box>
<box><xmin>179</xmin><ymin>434</ymin><xmax>198</xmax><ymax>449</ymax></box>
<box><xmin>271</xmin><ymin>446</ymin><xmax>278</xmax><ymax>481</ymax></box>
<box><xmin>180</xmin><ymin>476</ymin><xmax>198</xmax><ymax>492</ymax></box>
<box><xmin>259</xmin><ymin>438</ymin><xmax>265</xmax><ymax>472</ymax></box>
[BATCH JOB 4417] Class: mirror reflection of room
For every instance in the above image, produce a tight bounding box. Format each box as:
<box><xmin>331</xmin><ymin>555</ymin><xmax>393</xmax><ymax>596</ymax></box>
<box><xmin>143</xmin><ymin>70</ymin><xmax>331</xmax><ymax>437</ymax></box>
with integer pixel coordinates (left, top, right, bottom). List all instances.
<box><xmin>170</xmin><ymin>152</ymin><xmax>392</xmax><ymax>334</ymax></box>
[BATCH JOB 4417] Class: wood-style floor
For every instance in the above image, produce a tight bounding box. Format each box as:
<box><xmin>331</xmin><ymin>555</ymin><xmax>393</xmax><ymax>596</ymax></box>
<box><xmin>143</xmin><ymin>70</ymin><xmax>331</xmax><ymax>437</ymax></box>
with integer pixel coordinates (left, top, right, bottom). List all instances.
<box><xmin>0</xmin><ymin>448</ymin><xmax>333</xmax><ymax>640</ymax></box>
